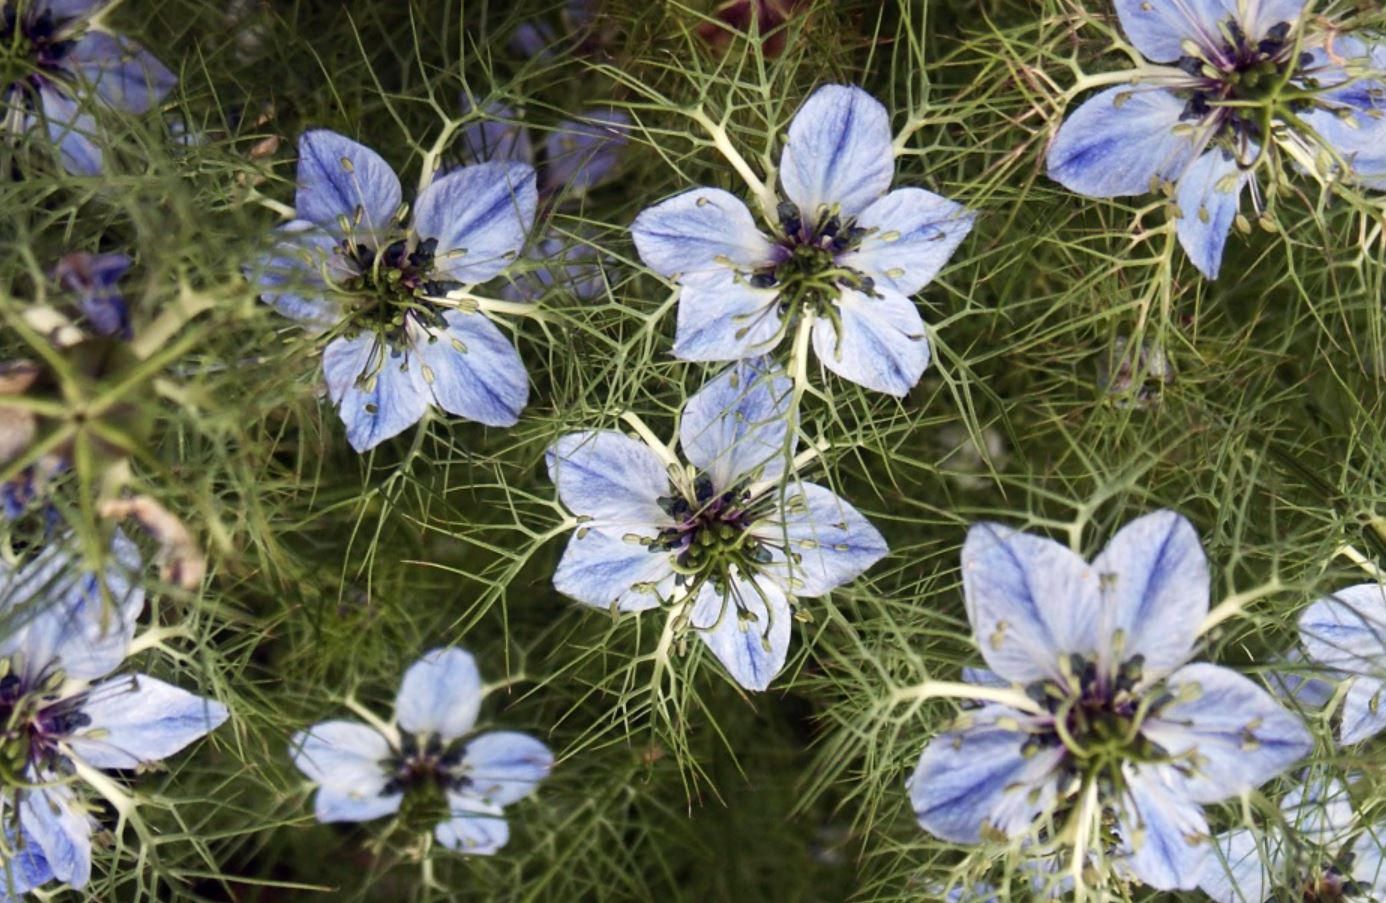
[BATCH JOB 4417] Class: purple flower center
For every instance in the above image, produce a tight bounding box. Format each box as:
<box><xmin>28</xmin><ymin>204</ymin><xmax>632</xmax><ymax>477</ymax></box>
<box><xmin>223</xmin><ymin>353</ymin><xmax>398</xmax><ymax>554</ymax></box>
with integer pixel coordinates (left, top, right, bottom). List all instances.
<box><xmin>747</xmin><ymin>202</ymin><xmax>878</xmax><ymax>323</ymax></box>
<box><xmin>379</xmin><ymin>731</ymin><xmax>470</xmax><ymax>797</ymax></box>
<box><xmin>0</xmin><ymin>665</ymin><xmax>88</xmax><ymax>780</ymax></box>
<box><xmin>649</xmin><ymin>473</ymin><xmax>772</xmax><ymax>590</ymax></box>
<box><xmin>0</xmin><ymin>3</ymin><xmax>78</xmax><ymax>91</ymax></box>
<box><xmin>338</xmin><ymin>236</ymin><xmax>461</xmax><ymax>344</ymax></box>
<box><xmin>1176</xmin><ymin>19</ymin><xmax>1311</xmax><ymax>141</ymax></box>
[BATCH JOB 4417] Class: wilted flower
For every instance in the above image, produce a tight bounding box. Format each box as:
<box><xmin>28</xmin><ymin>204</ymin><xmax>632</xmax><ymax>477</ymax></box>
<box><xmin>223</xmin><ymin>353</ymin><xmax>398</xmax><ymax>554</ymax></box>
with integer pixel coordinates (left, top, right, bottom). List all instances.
<box><xmin>632</xmin><ymin>84</ymin><xmax>974</xmax><ymax>396</ymax></box>
<box><xmin>546</xmin><ymin>358</ymin><xmax>887</xmax><ymax>690</ymax></box>
<box><xmin>1096</xmin><ymin>335</ymin><xmax>1175</xmax><ymax>407</ymax></box>
<box><xmin>289</xmin><ymin>647</ymin><xmax>552</xmax><ymax>856</ymax></box>
<box><xmin>1201</xmin><ymin>772</ymin><xmax>1386</xmax><ymax>903</ymax></box>
<box><xmin>0</xmin><ymin>533</ymin><xmax>228</xmax><ymax>894</ymax></box>
<box><xmin>1298</xmin><ymin>583</ymin><xmax>1386</xmax><ymax>747</ymax></box>
<box><xmin>1</xmin><ymin>0</ymin><xmax>176</xmax><ymax>174</ymax></box>
<box><xmin>249</xmin><ymin>130</ymin><xmax>538</xmax><ymax>452</ymax></box>
<box><xmin>908</xmin><ymin>510</ymin><xmax>1311</xmax><ymax>890</ymax></box>
<box><xmin>1048</xmin><ymin>2</ymin><xmax>1386</xmax><ymax>279</ymax></box>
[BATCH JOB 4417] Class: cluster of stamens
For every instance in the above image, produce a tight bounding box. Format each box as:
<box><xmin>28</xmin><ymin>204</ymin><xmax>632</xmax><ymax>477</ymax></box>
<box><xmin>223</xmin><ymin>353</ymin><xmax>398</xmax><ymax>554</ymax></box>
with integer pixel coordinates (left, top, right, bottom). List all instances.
<box><xmin>339</xmin><ymin>234</ymin><xmax>459</xmax><ymax>341</ymax></box>
<box><xmin>1176</xmin><ymin>18</ymin><xmax>1313</xmax><ymax>143</ymax></box>
<box><xmin>645</xmin><ymin>473</ymin><xmax>773</xmax><ymax>593</ymax></box>
<box><xmin>0</xmin><ymin>657</ymin><xmax>84</xmax><ymax>785</ymax></box>
<box><xmin>1296</xmin><ymin>864</ymin><xmax>1358</xmax><ymax>903</ymax></box>
<box><xmin>379</xmin><ymin>731</ymin><xmax>470</xmax><ymax>797</ymax></box>
<box><xmin>0</xmin><ymin>3</ymin><xmax>76</xmax><ymax>93</ymax></box>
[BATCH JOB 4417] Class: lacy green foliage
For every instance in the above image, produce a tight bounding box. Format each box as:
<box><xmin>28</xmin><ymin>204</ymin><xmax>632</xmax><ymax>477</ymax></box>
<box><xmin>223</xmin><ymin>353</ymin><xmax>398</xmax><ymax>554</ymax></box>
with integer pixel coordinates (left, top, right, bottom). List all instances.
<box><xmin>3</xmin><ymin>0</ymin><xmax>1386</xmax><ymax>900</ymax></box>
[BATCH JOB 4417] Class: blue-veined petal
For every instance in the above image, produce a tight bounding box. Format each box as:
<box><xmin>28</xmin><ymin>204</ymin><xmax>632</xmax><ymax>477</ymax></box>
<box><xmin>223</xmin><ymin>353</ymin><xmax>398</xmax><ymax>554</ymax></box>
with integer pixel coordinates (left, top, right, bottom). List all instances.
<box><xmin>1298</xmin><ymin>583</ymin><xmax>1386</xmax><ymax>674</ymax></box>
<box><xmin>65</xmin><ymin>32</ymin><xmax>176</xmax><ymax>114</ymax></box>
<box><xmin>1047</xmin><ymin>86</ymin><xmax>1198</xmax><ymax>197</ymax></box>
<box><xmin>1299</xmin><ymin>106</ymin><xmax>1386</xmax><ymax>190</ymax></box>
<box><xmin>395</xmin><ymin>647</ymin><xmax>482</xmax><ymax>741</ymax></box>
<box><xmin>1112</xmin><ymin>0</ymin><xmax>1238</xmax><ymax>63</ymax></box>
<box><xmin>289</xmin><ymin>720</ymin><xmax>401</xmax><ymax>823</ymax></box>
<box><xmin>246</xmin><ymin>220</ymin><xmax>348</xmax><ymax>331</ymax></box>
<box><xmin>458</xmin><ymin>99</ymin><xmax>534</xmax><ymax>165</ymax></box>
<box><xmin>779</xmin><ymin>84</ymin><xmax>894</xmax><ymax>222</ymax></box>
<box><xmin>543</xmin><ymin>109</ymin><xmax>628</xmax><ymax>197</ymax></box>
<box><xmin>1139</xmin><ymin>663</ymin><xmax>1312</xmax><ymax>803</ymax></box>
<box><xmin>960</xmin><ymin>522</ymin><xmax>1102</xmax><ymax>684</ymax></box>
<box><xmin>1353</xmin><ymin>824</ymin><xmax>1386</xmax><ymax>898</ymax></box>
<box><xmin>690</xmin><ymin>571</ymin><xmax>792</xmax><ymax>691</ymax></box>
<box><xmin>553</xmin><ymin>526</ymin><xmax>675</xmax><ymax>612</ymax></box>
<box><xmin>44</xmin><ymin>0</ymin><xmax>105</xmax><ymax>18</ymax></box>
<box><xmin>631</xmin><ymin>187</ymin><xmax>775</xmax><ymax>280</ymax></box>
<box><xmin>838</xmin><ymin>187</ymin><xmax>974</xmax><ymax>296</ymax></box>
<box><xmin>1244</xmin><ymin>0</ymin><xmax>1307</xmax><ymax>40</ymax></box>
<box><xmin>322</xmin><ymin>332</ymin><xmax>431</xmax><ymax>453</ymax></box>
<box><xmin>313</xmin><ymin>786</ymin><xmax>403</xmax><ymax>824</ymax></box>
<box><xmin>455</xmin><ymin>731</ymin><xmax>553</xmax><ymax>807</ymax></box>
<box><xmin>907</xmin><ymin>704</ymin><xmax>1063</xmax><ymax>843</ymax></box>
<box><xmin>19</xmin><ymin>782</ymin><xmax>90</xmax><ymax>888</ymax></box>
<box><xmin>1200</xmin><ymin>827</ymin><xmax>1273</xmax><ymax>903</ymax></box>
<box><xmin>546</xmin><ymin>430</ymin><xmax>672</xmax><ymax>530</ymax></box>
<box><xmin>1175</xmin><ymin>148</ymin><xmax>1251</xmax><ymax>280</ymax></box>
<box><xmin>32</xmin><ymin>86</ymin><xmax>102</xmax><ymax>176</ymax></box>
<box><xmin>67</xmin><ymin>673</ymin><xmax>227</xmax><ymax>769</ymax></box>
<box><xmin>1341</xmin><ymin>674</ymin><xmax>1386</xmax><ymax>746</ymax></box>
<box><xmin>754</xmin><ymin>483</ymin><xmax>887</xmax><ymax>597</ymax></box>
<box><xmin>672</xmin><ymin>268</ymin><xmax>783</xmax><ymax>362</ymax></box>
<box><xmin>294</xmin><ymin>130</ymin><xmax>402</xmax><ymax>243</ymax></box>
<box><xmin>811</xmin><ymin>287</ymin><xmax>930</xmax><ymax>396</ymax></box>
<box><xmin>679</xmin><ymin>358</ymin><xmax>793</xmax><ymax>491</ymax></box>
<box><xmin>0</xmin><ymin>827</ymin><xmax>53</xmax><ymax>901</ymax></box>
<box><xmin>1116</xmin><ymin>763</ymin><xmax>1210</xmax><ymax>891</ymax></box>
<box><xmin>436</xmin><ymin>797</ymin><xmax>509</xmax><ymax>855</ymax></box>
<box><xmin>410</xmin><ymin>311</ymin><xmax>528</xmax><ymax>428</ymax></box>
<box><xmin>1090</xmin><ymin>509</ymin><xmax>1208</xmax><ymax>678</ymax></box>
<box><xmin>414</xmin><ymin>161</ymin><xmax>537</xmax><ymax>285</ymax></box>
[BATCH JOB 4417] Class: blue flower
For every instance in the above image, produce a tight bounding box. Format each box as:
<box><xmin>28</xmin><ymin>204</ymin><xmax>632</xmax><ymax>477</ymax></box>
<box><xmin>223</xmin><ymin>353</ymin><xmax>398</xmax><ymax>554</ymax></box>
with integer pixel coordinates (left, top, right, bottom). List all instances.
<box><xmin>631</xmin><ymin>84</ymin><xmax>974</xmax><ymax>396</ymax></box>
<box><xmin>908</xmin><ymin>510</ymin><xmax>1312</xmax><ymax>891</ymax></box>
<box><xmin>289</xmin><ymin>647</ymin><xmax>553</xmax><ymax>856</ymax></box>
<box><xmin>546</xmin><ymin>358</ymin><xmax>888</xmax><ymax>691</ymax></box>
<box><xmin>54</xmin><ymin>251</ymin><xmax>132</xmax><ymax>339</ymax></box>
<box><xmin>1298</xmin><ymin>583</ymin><xmax>1386</xmax><ymax>747</ymax></box>
<box><xmin>0</xmin><ymin>532</ymin><xmax>228</xmax><ymax>893</ymax></box>
<box><xmin>249</xmin><ymin>130</ymin><xmax>538</xmax><ymax>452</ymax></box>
<box><xmin>1</xmin><ymin>0</ymin><xmax>176</xmax><ymax>175</ymax></box>
<box><xmin>0</xmin><ymin>826</ymin><xmax>54</xmax><ymax>902</ymax></box>
<box><xmin>1200</xmin><ymin>772</ymin><xmax>1386</xmax><ymax>903</ymax></box>
<box><xmin>1047</xmin><ymin>3</ymin><xmax>1386</xmax><ymax>279</ymax></box>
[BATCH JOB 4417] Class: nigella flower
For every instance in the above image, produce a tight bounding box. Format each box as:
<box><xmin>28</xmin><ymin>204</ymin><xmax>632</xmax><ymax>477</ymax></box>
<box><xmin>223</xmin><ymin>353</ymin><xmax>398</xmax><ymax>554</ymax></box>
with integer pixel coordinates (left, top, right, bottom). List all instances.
<box><xmin>908</xmin><ymin>510</ymin><xmax>1311</xmax><ymax>890</ymax></box>
<box><xmin>1297</xmin><ymin>583</ymin><xmax>1386</xmax><ymax>747</ymax></box>
<box><xmin>249</xmin><ymin>130</ymin><xmax>538</xmax><ymax>452</ymax></box>
<box><xmin>289</xmin><ymin>648</ymin><xmax>552</xmax><ymax>856</ymax></box>
<box><xmin>1047</xmin><ymin>2</ymin><xmax>1386</xmax><ymax>279</ymax></box>
<box><xmin>53</xmin><ymin>251</ymin><xmax>131</xmax><ymax>339</ymax></box>
<box><xmin>632</xmin><ymin>85</ymin><xmax>974</xmax><ymax>397</ymax></box>
<box><xmin>1201</xmin><ymin>772</ymin><xmax>1386</xmax><ymax>902</ymax></box>
<box><xmin>1</xmin><ymin>0</ymin><xmax>176</xmax><ymax>175</ymax></box>
<box><xmin>0</xmin><ymin>533</ymin><xmax>229</xmax><ymax>893</ymax></box>
<box><xmin>546</xmin><ymin>358</ymin><xmax>887</xmax><ymax>690</ymax></box>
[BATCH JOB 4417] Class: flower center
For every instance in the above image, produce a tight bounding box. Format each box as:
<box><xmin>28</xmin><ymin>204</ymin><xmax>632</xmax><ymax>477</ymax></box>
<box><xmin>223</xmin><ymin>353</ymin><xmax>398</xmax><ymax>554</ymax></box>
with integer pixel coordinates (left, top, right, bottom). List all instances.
<box><xmin>648</xmin><ymin>473</ymin><xmax>771</xmax><ymax>591</ymax></box>
<box><xmin>0</xmin><ymin>3</ymin><xmax>77</xmax><ymax>88</ymax></box>
<box><xmin>1296</xmin><ymin>865</ymin><xmax>1358</xmax><ymax>903</ymax></box>
<box><xmin>0</xmin><ymin>659</ymin><xmax>83</xmax><ymax>783</ymax></box>
<box><xmin>747</xmin><ymin>202</ymin><xmax>878</xmax><ymax>327</ymax></box>
<box><xmin>1177</xmin><ymin>19</ymin><xmax>1311</xmax><ymax>140</ymax></box>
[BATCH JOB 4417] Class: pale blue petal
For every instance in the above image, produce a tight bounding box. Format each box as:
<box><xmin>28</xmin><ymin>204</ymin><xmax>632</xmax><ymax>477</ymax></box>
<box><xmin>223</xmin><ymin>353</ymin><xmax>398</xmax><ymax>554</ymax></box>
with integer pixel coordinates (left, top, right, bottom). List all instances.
<box><xmin>690</xmin><ymin>572</ymin><xmax>792</xmax><ymax>691</ymax></box>
<box><xmin>755</xmin><ymin>483</ymin><xmax>887</xmax><ymax>597</ymax></box>
<box><xmin>1300</xmin><ymin>107</ymin><xmax>1386</xmax><ymax>190</ymax></box>
<box><xmin>1352</xmin><ymin>825</ymin><xmax>1386</xmax><ymax>898</ymax></box>
<box><xmin>961</xmin><ymin>666</ymin><xmax>1008</xmax><ymax>689</ymax></box>
<box><xmin>1047</xmin><ymin>86</ymin><xmax>1199</xmax><ymax>197</ymax></box>
<box><xmin>414</xmin><ymin>161</ymin><xmax>537</xmax><ymax>284</ymax></box>
<box><xmin>546</xmin><ymin>431</ymin><xmax>672</xmax><ymax>529</ymax></box>
<box><xmin>1279</xmin><ymin>773</ymin><xmax>1353</xmax><ymax>845</ymax></box>
<box><xmin>411</xmin><ymin>311</ymin><xmax>528</xmax><ymax>427</ymax></box>
<box><xmin>458</xmin><ymin>100</ymin><xmax>534</xmax><ymax>165</ymax></box>
<box><xmin>1175</xmin><ymin>148</ymin><xmax>1250</xmax><ymax>280</ymax></box>
<box><xmin>43</xmin><ymin>0</ymin><xmax>105</xmax><ymax>17</ymax></box>
<box><xmin>456</xmin><ymin>731</ymin><xmax>553</xmax><ymax>807</ymax></box>
<box><xmin>1112</xmin><ymin>0</ymin><xmax>1237</xmax><ymax>62</ymax></box>
<box><xmin>811</xmin><ymin>288</ymin><xmax>930</xmax><ymax>396</ymax></box>
<box><xmin>1265</xmin><ymin>648</ymin><xmax>1336</xmax><ymax>710</ymax></box>
<box><xmin>53</xmin><ymin>251</ymin><xmax>131</xmax><ymax>338</ymax></box>
<box><xmin>67</xmin><ymin>673</ymin><xmax>227</xmax><ymax>769</ymax></box>
<box><xmin>247</xmin><ymin>220</ymin><xmax>347</xmax><ymax>330</ymax></box>
<box><xmin>1245</xmin><ymin>0</ymin><xmax>1306</xmax><ymax>38</ymax></box>
<box><xmin>289</xmin><ymin>721</ymin><xmax>400</xmax><ymax>823</ymax></box>
<box><xmin>679</xmin><ymin>358</ymin><xmax>793</xmax><ymax>491</ymax></box>
<box><xmin>322</xmin><ymin>332</ymin><xmax>431</xmax><ymax>453</ymax></box>
<box><xmin>1139</xmin><ymin>663</ymin><xmax>1312</xmax><ymax>803</ymax></box>
<box><xmin>294</xmin><ymin>130</ymin><xmax>402</xmax><ymax>242</ymax></box>
<box><xmin>19</xmin><ymin>783</ymin><xmax>90</xmax><ymax>888</ymax></box>
<box><xmin>313</xmin><ymin>786</ymin><xmax>403</xmax><ymax>824</ymax></box>
<box><xmin>779</xmin><ymin>84</ymin><xmax>894</xmax><ymax>222</ymax></box>
<box><xmin>1090</xmin><ymin>509</ymin><xmax>1209</xmax><ymax>678</ymax></box>
<box><xmin>0</xmin><ymin>828</ymin><xmax>53</xmax><ymax>900</ymax></box>
<box><xmin>542</xmin><ymin>109</ymin><xmax>629</xmax><ymax>196</ymax></box>
<box><xmin>1116</xmin><ymin>764</ymin><xmax>1209</xmax><ymax>891</ymax></box>
<box><xmin>631</xmin><ymin>188</ymin><xmax>776</xmax><ymax>280</ymax></box>
<box><xmin>395</xmin><ymin>647</ymin><xmax>482</xmax><ymax>741</ymax></box>
<box><xmin>33</xmin><ymin>87</ymin><xmax>102</xmax><ymax>176</ymax></box>
<box><xmin>838</xmin><ymin>187</ymin><xmax>974</xmax><ymax>296</ymax></box>
<box><xmin>907</xmin><ymin>704</ymin><xmax>1063</xmax><ymax>843</ymax></box>
<box><xmin>672</xmin><ymin>269</ymin><xmax>783</xmax><ymax>362</ymax></box>
<box><xmin>1298</xmin><ymin>583</ymin><xmax>1386</xmax><ymax>673</ymax></box>
<box><xmin>1200</xmin><ymin>827</ymin><xmax>1271</xmax><ymax>903</ymax></box>
<box><xmin>66</xmin><ymin>32</ymin><xmax>176</xmax><ymax>114</ymax></box>
<box><xmin>959</xmin><ymin>522</ymin><xmax>1102</xmax><ymax>684</ymax></box>
<box><xmin>1341</xmin><ymin>675</ymin><xmax>1386</xmax><ymax>746</ymax></box>
<box><xmin>435</xmin><ymin>798</ymin><xmax>509</xmax><ymax>855</ymax></box>
<box><xmin>553</xmin><ymin>527</ymin><xmax>675</xmax><ymax>612</ymax></box>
